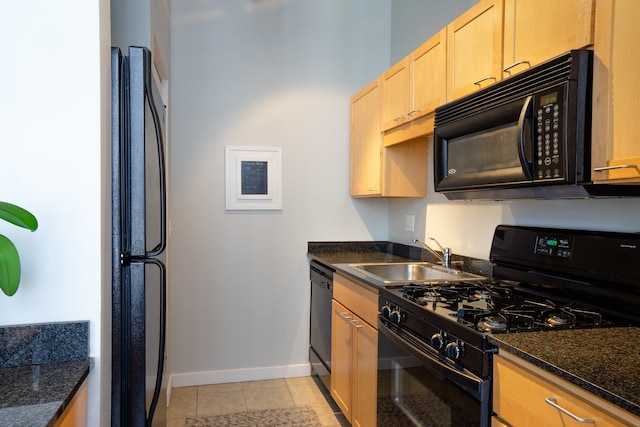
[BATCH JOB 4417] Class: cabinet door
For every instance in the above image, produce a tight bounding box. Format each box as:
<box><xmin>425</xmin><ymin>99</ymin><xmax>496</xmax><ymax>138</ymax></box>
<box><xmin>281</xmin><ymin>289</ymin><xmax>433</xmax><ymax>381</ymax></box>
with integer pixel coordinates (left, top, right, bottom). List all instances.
<box><xmin>592</xmin><ymin>0</ymin><xmax>640</xmax><ymax>182</ymax></box>
<box><xmin>331</xmin><ymin>300</ymin><xmax>353</xmax><ymax>421</ymax></box>
<box><xmin>350</xmin><ymin>78</ymin><xmax>382</xmax><ymax>196</ymax></box>
<box><xmin>447</xmin><ymin>0</ymin><xmax>504</xmax><ymax>100</ymax></box>
<box><xmin>54</xmin><ymin>379</ymin><xmax>88</xmax><ymax>427</ymax></box>
<box><xmin>352</xmin><ymin>318</ymin><xmax>378</xmax><ymax>427</ymax></box>
<box><xmin>381</xmin><ymin>58</ymin><xmax>410</xmax><ymax>132</ymax></box>
<box><xmin>502</xmin><ymin>0</ymin><xmax>594</xmax><ymax>77</ymax></box>
<box><xmin>411</xmin><ymin>28</ymin><xmax>447</xmax><ymax>119</ymax></box>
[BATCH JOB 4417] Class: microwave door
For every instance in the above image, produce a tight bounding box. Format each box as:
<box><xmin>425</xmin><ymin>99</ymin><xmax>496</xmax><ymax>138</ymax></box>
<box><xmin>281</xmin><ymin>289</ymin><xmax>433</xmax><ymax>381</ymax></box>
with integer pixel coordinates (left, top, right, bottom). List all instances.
<box><xmin>435</xmin><ymin>97</ymin><xmax>534</xmax><ymax>191</ymax></box>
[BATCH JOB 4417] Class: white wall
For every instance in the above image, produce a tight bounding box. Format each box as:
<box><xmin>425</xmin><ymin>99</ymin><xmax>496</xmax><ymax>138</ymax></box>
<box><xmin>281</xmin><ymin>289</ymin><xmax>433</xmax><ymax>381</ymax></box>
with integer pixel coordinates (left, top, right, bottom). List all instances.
<box><xmin>0</xmin><ymin>1</ymin><xmax>110</xmax><ymax>425</ymax></box>
<box><xmin>387</xmin><ymin>1</ymin><xmax>640</xmax><ymax>259</ymax></box>
<box><xmin>390</xmin><ymin>0</ymin><xmax>477</xmax><ymax>63</ymax></box>
<box><xmin>168</xmin><ymin>0</ymin><xmax>391</xmax><ymax>385</ymax></box>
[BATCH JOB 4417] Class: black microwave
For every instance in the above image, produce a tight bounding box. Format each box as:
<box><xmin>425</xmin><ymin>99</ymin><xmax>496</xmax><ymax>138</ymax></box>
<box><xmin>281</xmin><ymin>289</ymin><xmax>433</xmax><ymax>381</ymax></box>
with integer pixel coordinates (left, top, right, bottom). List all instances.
<box><xmin>433</xmin><ymin>49</ymin><xmax>623</xmax><ymax>200</ymax></box>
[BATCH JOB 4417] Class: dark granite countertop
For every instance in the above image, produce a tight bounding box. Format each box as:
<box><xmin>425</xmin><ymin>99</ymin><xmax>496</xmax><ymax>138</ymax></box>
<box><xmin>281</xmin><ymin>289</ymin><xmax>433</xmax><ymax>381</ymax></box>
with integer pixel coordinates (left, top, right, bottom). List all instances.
<box><xmin>308</xmin><ymin>241</ymin><xmax>421</xmax><ymax>266</ymax></box>
<box><xmin>0</xmin><ymin>321</ymin><xmax>90</xmax><ymax>426</ymax></box>
<box><xmin>0</xmin><ymin>359</ymin><xmax>90</xmax><ymax>426</ymax></box>
<box><xmin>488</xmin><ymin>328</ymin><xmax>640</xmax><ymax>417</ymax></box>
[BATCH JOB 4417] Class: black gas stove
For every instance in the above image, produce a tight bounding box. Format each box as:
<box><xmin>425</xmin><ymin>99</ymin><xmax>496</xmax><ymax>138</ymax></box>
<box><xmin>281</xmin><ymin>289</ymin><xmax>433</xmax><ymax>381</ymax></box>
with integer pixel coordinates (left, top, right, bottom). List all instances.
<box><xmin>378</xmin><ymin>225</ymin><xmax>640</xmax><ymax>379</ymax></box>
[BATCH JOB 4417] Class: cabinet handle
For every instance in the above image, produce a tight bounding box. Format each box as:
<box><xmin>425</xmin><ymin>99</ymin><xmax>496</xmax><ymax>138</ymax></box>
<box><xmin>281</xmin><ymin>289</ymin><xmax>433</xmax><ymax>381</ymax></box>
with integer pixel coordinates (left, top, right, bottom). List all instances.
<box><xmin>593</xmin><ymin>164</ymin><xmax>640</xmax><ymax>172</ymax></box>
<box><xmin>339</xmin><ymin>312</ymin><xmax>352</xmax><ymax>320</ymax></box>
<box><xmin>393</xmin><ymin>115</ymin><xmax>406</xmax><ymax>123</ymax></box>
<box><xmin>351</xmin><ymin>320</ymin><xmax>363</xmax><ymax>328</ymax></box>
<box><xmin>407</xmin><ymin>109</ymin><xmax>421</xmax><ymax>117</ymax></box>
<box><xmin>503</xmin><ymin>60</ymin><xmax>531</xmax><ymax>74</ymax></box>
<box><xmin>473</xmin><ymin>76</ymin><xmax>497</xmax><ymax>86</ymax></box>
<box><xmin>544</xmin><ymin>397</ymin><xmax>595</xmax><ymax>423</ymax></box>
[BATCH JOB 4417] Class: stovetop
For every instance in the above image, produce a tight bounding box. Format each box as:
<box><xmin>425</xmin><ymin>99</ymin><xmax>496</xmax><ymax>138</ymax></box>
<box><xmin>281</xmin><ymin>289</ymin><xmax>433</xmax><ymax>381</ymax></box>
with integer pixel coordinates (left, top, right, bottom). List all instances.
<box><xmin>393</xmin><ymin>280</ymin><xmax>618</xmax><ymax>334</ymax></box>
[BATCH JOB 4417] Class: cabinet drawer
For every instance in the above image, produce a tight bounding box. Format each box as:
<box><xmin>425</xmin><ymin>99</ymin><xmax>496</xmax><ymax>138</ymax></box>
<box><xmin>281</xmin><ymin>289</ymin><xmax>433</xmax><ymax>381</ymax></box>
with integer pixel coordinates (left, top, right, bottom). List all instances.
<box><xmin>494</xmin><ymin>353</ymin><xmax>639</xmax><ymax>426</ymax></box>
<box><xmin>333</xmin><ymin>273</ymin><xmax>378</xmax><ymax>327</ymax></box>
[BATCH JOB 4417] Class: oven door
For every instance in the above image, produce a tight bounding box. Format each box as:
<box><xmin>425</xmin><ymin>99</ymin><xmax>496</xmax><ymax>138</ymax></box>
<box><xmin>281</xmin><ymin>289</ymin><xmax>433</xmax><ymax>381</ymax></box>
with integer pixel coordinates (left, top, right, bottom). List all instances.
<box><xmin>377</xmin><ymin>318</ymin><xmax>491</xmax><ymax>427</ymax></box>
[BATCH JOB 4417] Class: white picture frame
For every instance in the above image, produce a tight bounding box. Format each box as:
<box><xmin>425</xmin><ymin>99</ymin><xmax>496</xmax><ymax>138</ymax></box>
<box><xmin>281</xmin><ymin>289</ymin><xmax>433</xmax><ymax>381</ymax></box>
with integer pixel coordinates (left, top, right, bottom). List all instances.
<box><xmin>225</xmin><ymin>145</ymin><xmax>282</xmax><ymax>210</ymax></box>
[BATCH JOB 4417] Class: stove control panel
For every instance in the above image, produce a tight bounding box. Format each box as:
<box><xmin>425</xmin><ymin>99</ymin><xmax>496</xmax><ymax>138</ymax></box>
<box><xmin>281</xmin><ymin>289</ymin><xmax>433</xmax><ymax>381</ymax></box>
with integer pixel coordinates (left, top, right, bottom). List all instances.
<box><xmin>446</xmin><ymin>341</ymin><xmax>466</xmax><ymax>360</ymax></box>
<box><xmin>380</xmin><ymin>302</ymin><xmax>405</xmax><ymax>324</ymax></box>
<box><xmin>535</xmin><ymin>234</ymin><xmax>574</xmax><ymax>259</ymax></box>
<box><xmin>430</xmin><ymin>331</ymin><xmax>448</xmax><ymax>350</ymax></box>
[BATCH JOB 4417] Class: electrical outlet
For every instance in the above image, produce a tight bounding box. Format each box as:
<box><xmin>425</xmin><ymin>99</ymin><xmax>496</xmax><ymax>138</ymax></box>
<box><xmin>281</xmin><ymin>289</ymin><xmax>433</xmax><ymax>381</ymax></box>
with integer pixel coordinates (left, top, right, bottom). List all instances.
<box><xmin>405</xmin><ymin>215</ymin><xmax>415</xmax><ymax>232</ymax></box>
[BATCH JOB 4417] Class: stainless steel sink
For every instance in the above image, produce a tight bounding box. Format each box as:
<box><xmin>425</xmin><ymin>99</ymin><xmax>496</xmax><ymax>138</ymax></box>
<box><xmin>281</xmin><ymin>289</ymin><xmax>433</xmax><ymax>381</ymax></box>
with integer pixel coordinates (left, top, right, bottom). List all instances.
<box><xmin>346</xmin><ymin>262</ymin><xmax>486</xmax><ymax>284</ymax></box>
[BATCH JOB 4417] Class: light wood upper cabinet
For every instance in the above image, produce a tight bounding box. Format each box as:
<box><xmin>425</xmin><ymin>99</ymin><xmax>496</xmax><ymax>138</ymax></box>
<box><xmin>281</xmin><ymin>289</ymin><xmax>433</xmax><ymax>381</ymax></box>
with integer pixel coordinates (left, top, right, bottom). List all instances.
<box><xmin>412</xmin><ymin>28</ymin><xmax>447</xmax><ymax>121</ymax></box>
<box><xmin>381</xmin><ymin>58</ymin><xmax>410</xmax><ymax>131</ymax></box>
<box><xmin>350</xmin><ymin>76</ymin><xmax>429</xmax><ymax>198</ymax></box>
<box><xmin>493</xmin><ymin>352</ymin><xmax>640</xmax><ymax>426</ymax></box>
<box><xmin>447</xmin><ymin>0</ymin><xmax>504</xmax><ymax>100</ymax></box>
<box><xmin>350</xmin><ymin>77</ymin><xmax>382</xmax><ymax>196</ymax></box>
<box><xmin>502</xmin><ymin>0</ymin><xmax>595</xmax><ymax>78</ymax></box>
<box><xmin>591</xmin><ymin>0</ymin><xmax>640</xmax><ymax>183</ymax></box>
<box><xmin>382</xmin><ymin>28</ymin><xmax>447</xmax><ymax>132</ymax></box>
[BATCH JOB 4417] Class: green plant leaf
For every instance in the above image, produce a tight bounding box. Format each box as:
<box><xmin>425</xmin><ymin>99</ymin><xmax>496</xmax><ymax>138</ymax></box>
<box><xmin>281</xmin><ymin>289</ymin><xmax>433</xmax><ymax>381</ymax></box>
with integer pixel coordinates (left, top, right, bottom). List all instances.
<box><xmin>0</xmin><ymin>234</ymin><xmax>21</xmax><ymax>296</ymax></box>
<box><xmin>0</xmin><ymin>201</ymin><xmax>38</xmax><ymax>231</ymax></box>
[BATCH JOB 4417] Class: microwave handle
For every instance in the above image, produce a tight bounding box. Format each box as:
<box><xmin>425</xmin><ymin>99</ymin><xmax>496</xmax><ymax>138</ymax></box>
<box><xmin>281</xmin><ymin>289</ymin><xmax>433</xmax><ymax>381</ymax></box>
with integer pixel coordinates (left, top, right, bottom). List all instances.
<box><xmin>517</xmin><ymin>95</ymin><xmax>534</xmax><ymax>179</ymax></box>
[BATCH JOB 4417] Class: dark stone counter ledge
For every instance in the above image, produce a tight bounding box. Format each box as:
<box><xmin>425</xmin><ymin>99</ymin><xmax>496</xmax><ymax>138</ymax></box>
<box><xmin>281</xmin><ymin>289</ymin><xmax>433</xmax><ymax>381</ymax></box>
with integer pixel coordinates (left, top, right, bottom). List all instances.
<box><xmin>0</xmin><ymin>321</ymin><xmax>90</xmax><ymax>426</ymax></box>
<box><xmin>0</xmin><ymin>359</ymin><xmax>90</xmax><ymax>426</ymax></box>
<box><xmin>489</xmin><ymin>328</ymin><xmax>640</xmax><ymax>418</ymax></box>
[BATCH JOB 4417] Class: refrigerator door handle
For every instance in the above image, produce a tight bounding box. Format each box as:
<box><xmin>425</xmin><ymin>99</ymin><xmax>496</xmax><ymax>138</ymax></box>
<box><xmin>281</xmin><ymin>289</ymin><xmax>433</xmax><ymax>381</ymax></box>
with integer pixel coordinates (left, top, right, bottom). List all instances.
<box><xmin>143</xmin><ymin>49</ymin><xmax>167</xmax><ymax>259</ymax></box>
<box><xmin>137</xmin><ymin>257</ymin><xmax>166</xmax><ymax>427</ymax></box>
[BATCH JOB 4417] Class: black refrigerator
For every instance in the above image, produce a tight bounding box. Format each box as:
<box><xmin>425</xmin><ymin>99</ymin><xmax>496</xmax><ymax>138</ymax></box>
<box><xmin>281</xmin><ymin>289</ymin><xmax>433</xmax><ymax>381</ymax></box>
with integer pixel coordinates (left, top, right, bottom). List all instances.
<box><xmin>111</xmin><ymin>46</ymin><xmax>168</xmax><ymax>427</ymax></box>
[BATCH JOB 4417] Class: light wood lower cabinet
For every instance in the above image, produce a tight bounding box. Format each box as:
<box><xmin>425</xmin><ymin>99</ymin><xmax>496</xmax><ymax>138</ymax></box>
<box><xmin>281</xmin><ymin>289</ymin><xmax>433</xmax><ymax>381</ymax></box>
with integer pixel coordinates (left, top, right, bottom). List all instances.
<box><xmin>493</xmin><ymin>352</ymin><xmax>640</xmax><ymax>426</ymax></box>
<box><xmin>54</xmin><ymin>379</ymin><xmax>88</xmax><ymax>427</ymax></box>
<box><xmin>331</xmin><ymin>273</ymin><xmax>378</xmax><ymax>427</ymax></box>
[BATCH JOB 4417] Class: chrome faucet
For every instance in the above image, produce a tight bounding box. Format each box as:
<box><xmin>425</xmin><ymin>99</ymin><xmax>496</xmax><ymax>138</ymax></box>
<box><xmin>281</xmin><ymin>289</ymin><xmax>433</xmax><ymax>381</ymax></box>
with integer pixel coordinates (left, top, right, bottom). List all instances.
<box><xmin>413</xmin><ymin>237</ymin><xmax>452</xmax><ymax>268</ymax></box>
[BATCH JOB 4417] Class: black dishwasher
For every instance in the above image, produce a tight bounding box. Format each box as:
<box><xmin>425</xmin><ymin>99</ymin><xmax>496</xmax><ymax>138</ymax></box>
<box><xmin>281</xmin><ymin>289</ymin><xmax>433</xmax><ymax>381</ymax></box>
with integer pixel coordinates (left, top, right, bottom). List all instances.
<box><xmin>309</xmin><ymin>260</ymin><xmax>333</xmax><ymax>392</ymax></box>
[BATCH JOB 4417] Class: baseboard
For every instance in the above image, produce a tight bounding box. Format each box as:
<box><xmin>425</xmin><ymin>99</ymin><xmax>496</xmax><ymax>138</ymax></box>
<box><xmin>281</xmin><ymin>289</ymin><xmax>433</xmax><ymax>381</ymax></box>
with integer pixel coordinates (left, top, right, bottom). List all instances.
<box><xmin>170</xmin><ymin>363</ymin><xmax>312</xmax><ymax>388</ymax></box>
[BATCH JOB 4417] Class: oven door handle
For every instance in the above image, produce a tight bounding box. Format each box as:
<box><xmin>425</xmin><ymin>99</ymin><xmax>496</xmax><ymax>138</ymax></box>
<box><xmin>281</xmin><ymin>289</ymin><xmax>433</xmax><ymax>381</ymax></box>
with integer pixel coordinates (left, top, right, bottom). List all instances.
<box><xmin>378</xmin><ymin>317</ymin><xmax>490</xmax><ymax>403</ymax></box>
<box><xmin>517</xmin><ymin>95</ymin><xmax>534</xmax><ymax>180</ymax></box>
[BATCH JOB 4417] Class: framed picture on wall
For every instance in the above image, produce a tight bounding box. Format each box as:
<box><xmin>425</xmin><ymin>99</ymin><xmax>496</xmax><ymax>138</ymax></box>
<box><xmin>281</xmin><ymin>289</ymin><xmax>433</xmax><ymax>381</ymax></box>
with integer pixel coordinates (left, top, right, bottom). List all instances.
<box><xmin>225</xmin><ymin>145</ymin><xmax>282</xmax><ymax>210</ymax></box>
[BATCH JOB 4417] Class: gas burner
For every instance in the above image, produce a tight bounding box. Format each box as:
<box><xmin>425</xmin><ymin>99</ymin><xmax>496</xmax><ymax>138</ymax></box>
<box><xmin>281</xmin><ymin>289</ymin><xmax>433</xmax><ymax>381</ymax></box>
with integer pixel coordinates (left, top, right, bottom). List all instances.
<box><xmin>401</xmin><ymin>284</ymin><xmax>431</xmax><ymax>298</ymax></box>
<box><xmin>473</xmin><ymin>289</ymin><xmax>492</xmax><ymax>300</ymax></box>
<box><xmin>543</xmin><ymin>310</ymin><xmax>574</xmax><ymax>327</ymax></box>
<box><xmin>402</xmin><ymin>285</ymin><xmax>440</xmax><ymax>306</ymax></box>
<box><xmin>418</xmin><ymin>291</ymin><xmax>444</xmax><ymax>304</ymax></box>
<box><xmin>477</xmin><ymin>315</ymin><xmax>508</xmax><ymax>333</ymax></box>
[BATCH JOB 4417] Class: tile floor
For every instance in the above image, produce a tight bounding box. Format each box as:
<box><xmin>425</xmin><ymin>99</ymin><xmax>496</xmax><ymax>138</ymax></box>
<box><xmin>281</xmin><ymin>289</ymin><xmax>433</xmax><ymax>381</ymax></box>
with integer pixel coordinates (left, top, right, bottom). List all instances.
<box><xmin>167</xmin><ymin>376</ymin><xmax>349</xmax><ymax>426</ymax></box>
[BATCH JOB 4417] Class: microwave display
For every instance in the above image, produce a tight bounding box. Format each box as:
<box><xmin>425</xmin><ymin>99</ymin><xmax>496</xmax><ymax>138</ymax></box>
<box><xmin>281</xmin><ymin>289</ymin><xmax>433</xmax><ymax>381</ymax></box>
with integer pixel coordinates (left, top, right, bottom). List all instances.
<box><xmin>540</xmin><ymin>91</ymin><xmax>558</xmax><ymax>106</ymax></box>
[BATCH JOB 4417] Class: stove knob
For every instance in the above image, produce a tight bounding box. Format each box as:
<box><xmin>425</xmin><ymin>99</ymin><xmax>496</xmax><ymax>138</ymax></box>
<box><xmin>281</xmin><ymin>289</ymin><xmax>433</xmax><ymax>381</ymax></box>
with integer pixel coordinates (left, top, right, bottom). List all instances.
<box><xmin>389</xmin><ymin>309</ymin><xmax>403</xmax><ymax>324</ymax></box>
<box><xmin>430</xmin><ymin>332</ymin><xmax>447</xmax><ymax>350</ymax></box>
<box><xmin>446</xmin><ymin>341</ymin><xmax>465</xmax><ymax>360</ymax></box>
<box><xmin>381</xmin><ymin>304</ymin><xmax>392</xmax><ymax>319</ymax></box>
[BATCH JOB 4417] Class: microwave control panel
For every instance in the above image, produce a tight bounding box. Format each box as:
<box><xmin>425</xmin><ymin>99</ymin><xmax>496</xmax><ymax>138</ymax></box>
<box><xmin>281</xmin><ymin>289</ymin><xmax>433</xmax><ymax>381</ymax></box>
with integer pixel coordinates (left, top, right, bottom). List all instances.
<box><xmin>533</xmin><ymin>85</ymin><xmax>565</xmax><ymax>181</ymax></box>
